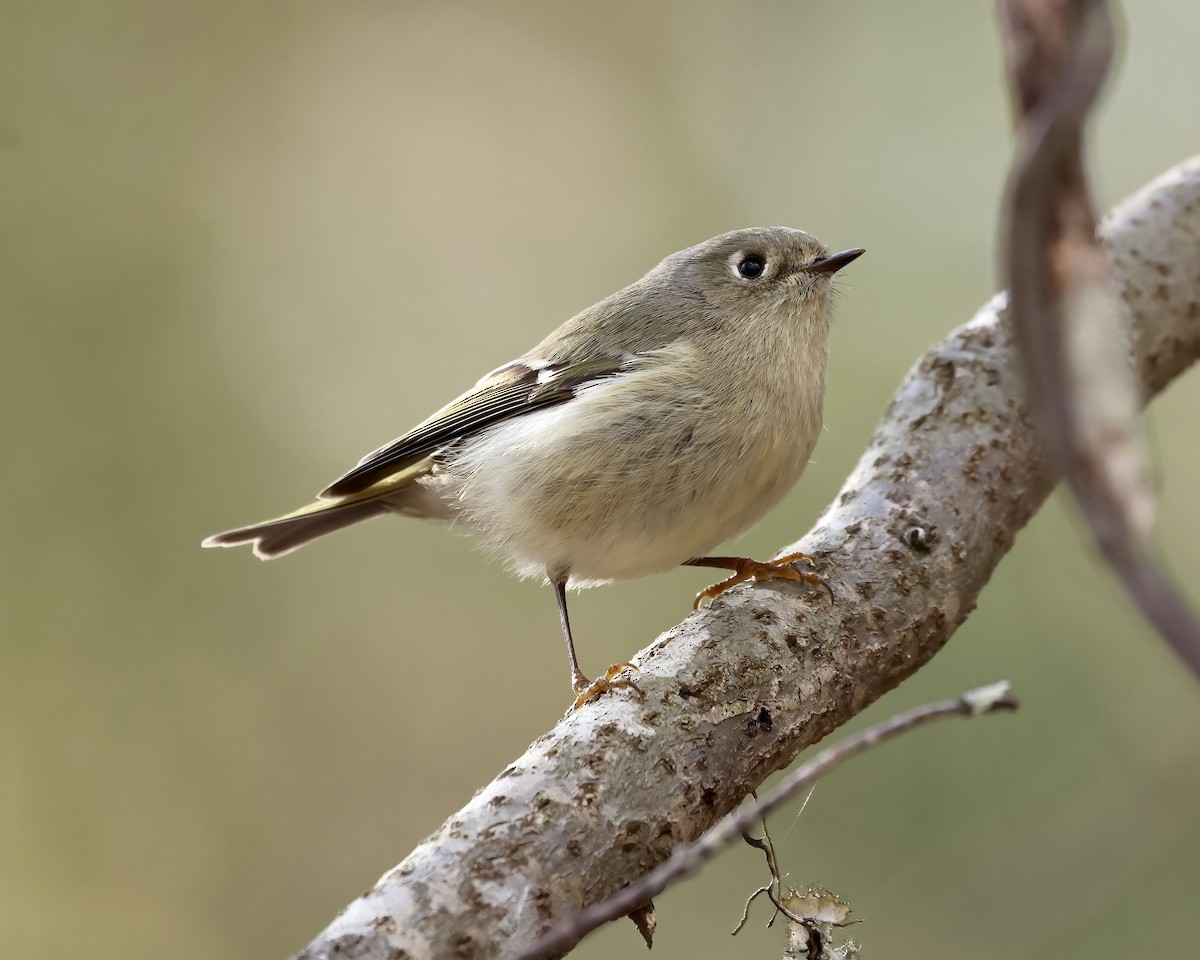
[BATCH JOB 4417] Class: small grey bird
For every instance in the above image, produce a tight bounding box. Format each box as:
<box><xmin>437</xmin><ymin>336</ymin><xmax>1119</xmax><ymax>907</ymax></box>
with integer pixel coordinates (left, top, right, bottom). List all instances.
<box><xmin>204</xmin><ymin>227</ymin><xmax>864</xmax><ymax>707</ymax></box>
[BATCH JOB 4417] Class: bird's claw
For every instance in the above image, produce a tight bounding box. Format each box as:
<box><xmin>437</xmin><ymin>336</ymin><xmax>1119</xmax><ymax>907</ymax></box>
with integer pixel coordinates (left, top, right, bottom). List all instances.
<box><xmin>571</xmin><ymin>662</ymin><xmax>641</xmax><ymax>710</ymax></box>
<box><xmin>693</xmin><ymin>552</ymin><xmax>833</xmax><ymax>609</ymax></box>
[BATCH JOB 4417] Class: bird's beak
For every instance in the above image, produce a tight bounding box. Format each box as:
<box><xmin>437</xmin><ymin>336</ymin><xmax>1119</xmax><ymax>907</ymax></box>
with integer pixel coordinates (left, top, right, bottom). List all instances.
<box><xmin>802</xmin><ymin>247</ymin><xmax>866</xmax><ymax>275</ymax></box>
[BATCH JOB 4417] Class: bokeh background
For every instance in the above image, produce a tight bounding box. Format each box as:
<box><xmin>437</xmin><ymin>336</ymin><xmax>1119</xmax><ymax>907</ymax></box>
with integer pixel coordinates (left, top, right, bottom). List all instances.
<box><xmin>4</xmin><ymin>2</ymin><xmax>1199</xmax><ymax>958</ymax></box>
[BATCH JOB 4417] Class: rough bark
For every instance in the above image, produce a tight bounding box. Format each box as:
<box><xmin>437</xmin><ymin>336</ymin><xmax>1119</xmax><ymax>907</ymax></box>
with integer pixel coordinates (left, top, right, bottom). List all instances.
<box><xmin>294</xmin><ymin>157</ymin><xmax>1200</xmax><ymax>960</ymax></box>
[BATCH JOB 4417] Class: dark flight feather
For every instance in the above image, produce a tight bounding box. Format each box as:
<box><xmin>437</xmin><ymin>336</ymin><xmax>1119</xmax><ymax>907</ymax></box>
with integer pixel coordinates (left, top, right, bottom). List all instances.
<box><xmin>321</xmin><ymin>358</ymin><xmax>624</xmax><ymax>498</ymax></box>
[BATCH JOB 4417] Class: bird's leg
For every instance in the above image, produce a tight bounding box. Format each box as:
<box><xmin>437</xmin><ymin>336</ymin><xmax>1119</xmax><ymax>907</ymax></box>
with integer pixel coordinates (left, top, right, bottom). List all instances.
<box><xmin>552</xmin><ymin>576</ymin><xmax>640</xmax><ymax>710</ymax></box>
<box><xmin>553</xmin><ymin>577</ymin><xmax>590</xmax><ymax>693</ymax></box>
<box><xmin>683</xmin><ymin>553</ymin><xmax>833</xmax><ymax>610</ymax></box>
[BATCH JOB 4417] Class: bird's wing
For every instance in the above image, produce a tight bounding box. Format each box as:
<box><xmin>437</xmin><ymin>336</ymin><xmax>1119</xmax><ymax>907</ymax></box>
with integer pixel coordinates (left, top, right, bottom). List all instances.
<box><xmin>319</xmin><ymin>356</ymin><xmax>625</xmax><ymax>498</ymax></box>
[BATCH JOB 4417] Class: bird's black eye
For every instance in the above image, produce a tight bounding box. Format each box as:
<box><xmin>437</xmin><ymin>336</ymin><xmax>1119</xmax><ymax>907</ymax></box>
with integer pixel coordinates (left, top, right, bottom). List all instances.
<box><xmin>737</xmin><ymin>254</ymin><xmax>766</xmax><ymax>280</ymax></box>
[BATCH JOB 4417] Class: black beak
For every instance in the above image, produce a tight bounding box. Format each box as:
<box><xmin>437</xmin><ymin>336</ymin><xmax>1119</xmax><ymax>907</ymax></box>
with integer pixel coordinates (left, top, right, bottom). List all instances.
<box><xmin>803</xmin><ymin>247</ymin><xmax>866</xmax><ymax>275</ymax></box>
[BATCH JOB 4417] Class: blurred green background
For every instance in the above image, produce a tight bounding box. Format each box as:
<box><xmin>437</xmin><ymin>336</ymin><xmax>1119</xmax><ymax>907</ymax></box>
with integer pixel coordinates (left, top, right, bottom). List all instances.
<box><xmin>3</xmin><ymin>1</ymin><xmax>1198</xmax><ymax>958</ymax></box>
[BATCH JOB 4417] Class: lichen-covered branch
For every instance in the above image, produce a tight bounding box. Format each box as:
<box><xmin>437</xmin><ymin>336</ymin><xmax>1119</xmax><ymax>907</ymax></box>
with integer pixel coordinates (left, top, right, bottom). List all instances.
<box><xmin>519</xmin><ymin>683</ymin><xmax>1018</xmax><ymax>959</ymax></box>
<box><xmin>294</xmin><ymin>157</ymin><xmax>1200</xmax><ymax>960</ymax></box>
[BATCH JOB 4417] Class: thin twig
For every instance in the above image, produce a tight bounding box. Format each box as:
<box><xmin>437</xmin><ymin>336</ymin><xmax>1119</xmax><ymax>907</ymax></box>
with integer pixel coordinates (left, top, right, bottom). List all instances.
<box><xmin>515</xmin><ymin>683</ymin><xmax>1019</xmax><ymax>960</ymax></box>
<box><xmin>731</xmin><ymin>884</ymin><xmax>772</xmax><ymax>936</ymax></box>
<box><xmin>736</xmin><ymin>794</ymin><xmax>789</xmax><ymax>933</ymax></box>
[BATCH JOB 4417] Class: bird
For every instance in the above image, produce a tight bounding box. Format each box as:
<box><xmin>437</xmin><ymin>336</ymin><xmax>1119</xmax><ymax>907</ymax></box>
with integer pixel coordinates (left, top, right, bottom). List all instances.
<box><xmin>203</xmin><ymin>227</ymin><xmax>864</xmax><ymax>708</ymax></box>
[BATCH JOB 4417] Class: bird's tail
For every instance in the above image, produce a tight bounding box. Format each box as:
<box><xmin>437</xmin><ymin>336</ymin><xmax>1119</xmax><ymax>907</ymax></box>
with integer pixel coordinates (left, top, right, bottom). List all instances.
<box><xmin>202</xmin><ymin>461</ymin><xmax>436</xmax><ymax>559</ymax></box>
<box><xmin>202</xmin><ymin>497</ymin><xmax>391</xmax><ymax>559</ymax></box>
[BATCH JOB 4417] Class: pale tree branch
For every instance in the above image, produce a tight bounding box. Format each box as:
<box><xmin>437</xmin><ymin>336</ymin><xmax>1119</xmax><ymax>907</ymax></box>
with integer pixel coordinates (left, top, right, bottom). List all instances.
<box><xmin>292</xmin><ymin>155</ymin><xmax>1200</xmax><ymax>960</ymax></box>
<box><xmin>518</xmin><ymin>683</ymin><xmax>1018</xmax><ymax>959</ymax></box>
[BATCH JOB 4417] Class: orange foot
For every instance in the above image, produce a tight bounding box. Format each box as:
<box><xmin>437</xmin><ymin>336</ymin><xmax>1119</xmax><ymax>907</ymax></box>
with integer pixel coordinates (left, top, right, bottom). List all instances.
<box><xmin>691</xmin><ymin>552</ymin><xmax>834</xmax><ymax>610</ymax></box>
<box><xmin>572</xmin><ymin>663</ymin><xmax>641</xmax><ymax>710</ymax></box>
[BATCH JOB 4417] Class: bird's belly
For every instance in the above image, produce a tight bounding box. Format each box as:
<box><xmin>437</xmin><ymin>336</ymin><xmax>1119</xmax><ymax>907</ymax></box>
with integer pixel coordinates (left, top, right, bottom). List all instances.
<box><xmin>550</xmin><ymin>465</ymin><xmax>796</xmax><ymax>584</ymax></box>
<box><xmin>440</xmin><ymin>381</ymin><xmax>815</xmax><ymax>586</ymax></box>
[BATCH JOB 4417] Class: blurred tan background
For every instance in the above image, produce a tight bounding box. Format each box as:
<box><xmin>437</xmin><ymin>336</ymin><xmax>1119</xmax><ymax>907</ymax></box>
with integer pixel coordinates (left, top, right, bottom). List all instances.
<box><xmin>3</xmin><ymin>1</ymin><xmax>1199</xmax><ymax>958</ymax></box>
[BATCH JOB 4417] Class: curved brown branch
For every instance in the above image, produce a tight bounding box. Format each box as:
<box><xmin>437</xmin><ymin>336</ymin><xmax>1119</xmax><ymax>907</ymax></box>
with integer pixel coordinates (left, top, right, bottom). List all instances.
<box><xmin>1000</xmin><ymin>0</ymin><xmax>1200</xmax><ymax>676</ymax></box>
<box><xmin>293</xmin><ymin>157</ymin><xmax>1200</xmax><ymax>960</ymax></box>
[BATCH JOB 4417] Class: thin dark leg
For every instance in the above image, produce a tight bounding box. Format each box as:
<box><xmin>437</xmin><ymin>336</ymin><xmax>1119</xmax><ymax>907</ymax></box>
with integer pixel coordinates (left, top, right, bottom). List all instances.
<box><xmin>553</xmin><ymin>577</ymin><xmax>589</xmax><ymax>693</ymax></box>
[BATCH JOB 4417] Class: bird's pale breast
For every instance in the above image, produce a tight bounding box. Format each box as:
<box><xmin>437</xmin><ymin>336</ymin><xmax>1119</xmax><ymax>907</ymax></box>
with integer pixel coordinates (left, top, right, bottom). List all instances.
<box><xmin>434</xmin><ymin>337</ymin><xmax>822</xmax><ymax>586</ymax></box>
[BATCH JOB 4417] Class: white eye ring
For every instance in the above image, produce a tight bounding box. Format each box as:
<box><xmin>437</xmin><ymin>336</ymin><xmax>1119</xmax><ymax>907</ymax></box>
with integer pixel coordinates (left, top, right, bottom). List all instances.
<box><xmin>729</xmin><ymin>252</ymin><xmax>767</xmax><ymax>281</ymax></box>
